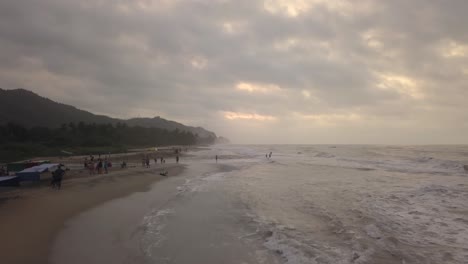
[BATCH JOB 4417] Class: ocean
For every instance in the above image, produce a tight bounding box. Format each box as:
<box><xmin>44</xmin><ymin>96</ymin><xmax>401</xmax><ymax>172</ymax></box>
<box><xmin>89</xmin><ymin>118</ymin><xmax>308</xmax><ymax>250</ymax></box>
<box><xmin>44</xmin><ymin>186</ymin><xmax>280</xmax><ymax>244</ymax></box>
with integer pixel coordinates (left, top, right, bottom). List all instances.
<box><xmin>51</xmin><ymin>145</ymin><xmax>468</xmax><ymax>264</ymax></box>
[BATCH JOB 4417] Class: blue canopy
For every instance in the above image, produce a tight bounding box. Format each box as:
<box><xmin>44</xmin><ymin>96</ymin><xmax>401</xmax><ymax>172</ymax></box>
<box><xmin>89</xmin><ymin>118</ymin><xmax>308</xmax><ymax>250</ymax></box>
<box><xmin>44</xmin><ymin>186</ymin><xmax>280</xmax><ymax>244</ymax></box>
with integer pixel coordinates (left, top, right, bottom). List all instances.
<box><xmin>0</xmin><ymin>176</ymin><xmax>20</xmax><ymax>187</ymax></box>
<box><xmin>16</xmin><ymin>164</ymin><xmax>59</xmax><ymax>182</ymax></box>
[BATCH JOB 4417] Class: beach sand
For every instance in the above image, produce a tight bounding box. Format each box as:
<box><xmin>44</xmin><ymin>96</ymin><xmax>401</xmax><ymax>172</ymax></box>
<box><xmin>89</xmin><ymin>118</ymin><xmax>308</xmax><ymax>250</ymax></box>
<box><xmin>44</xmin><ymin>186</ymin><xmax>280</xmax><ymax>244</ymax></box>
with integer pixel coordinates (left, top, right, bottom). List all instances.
<box><xmin>0</xmin><ymin>164</ymin><xmax>184</xmax><ymax>264</ymax></box>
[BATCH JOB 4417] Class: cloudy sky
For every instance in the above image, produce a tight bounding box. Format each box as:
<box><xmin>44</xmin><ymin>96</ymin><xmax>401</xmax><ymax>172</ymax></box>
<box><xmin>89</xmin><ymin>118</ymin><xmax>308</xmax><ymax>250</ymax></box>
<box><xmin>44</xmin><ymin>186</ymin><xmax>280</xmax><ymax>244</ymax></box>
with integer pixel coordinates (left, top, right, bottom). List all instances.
<box><xmin>1</xmin><ymin>0</ymin><xmax>468</xmax><ymax>144</ymax></box>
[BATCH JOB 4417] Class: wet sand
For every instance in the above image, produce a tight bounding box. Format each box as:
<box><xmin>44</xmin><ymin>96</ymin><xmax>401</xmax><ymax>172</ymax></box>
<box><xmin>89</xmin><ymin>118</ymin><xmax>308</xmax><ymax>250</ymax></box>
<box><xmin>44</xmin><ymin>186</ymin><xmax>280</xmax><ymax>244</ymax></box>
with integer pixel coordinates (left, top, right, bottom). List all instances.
<box><xmin>0</xmin><ymin>164</ymin><xmax>184</xmax><ymax>264</ymax></box>
<box><xmin>49</xmin><ymin>163</ymin><xmax>281</xmax><ymax>264</ymax></box>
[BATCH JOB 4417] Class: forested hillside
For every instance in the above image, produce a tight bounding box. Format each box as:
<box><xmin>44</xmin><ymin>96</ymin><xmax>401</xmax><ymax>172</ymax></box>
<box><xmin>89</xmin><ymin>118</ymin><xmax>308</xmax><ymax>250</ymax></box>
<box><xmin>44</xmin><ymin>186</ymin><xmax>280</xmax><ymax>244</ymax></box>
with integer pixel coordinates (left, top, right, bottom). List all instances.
<box><xmin>0</xmin><ymin>88</ymin><xmax>218</xmax><ymax>142</ymax></box>
<box><xmin>0</xmin><ymin>122</ymin><xmax>197</xmax><ymax>162</ymax></box>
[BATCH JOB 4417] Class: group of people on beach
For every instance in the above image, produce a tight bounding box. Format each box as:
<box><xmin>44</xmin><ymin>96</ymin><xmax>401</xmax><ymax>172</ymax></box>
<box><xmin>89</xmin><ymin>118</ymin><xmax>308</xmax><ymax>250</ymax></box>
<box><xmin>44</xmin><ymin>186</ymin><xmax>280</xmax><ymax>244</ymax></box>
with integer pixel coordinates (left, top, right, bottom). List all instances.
<box><xmin>141</xmin><ymin>154</ymin><xmax>180</xmax><ymax>167</ymax></box>
<box><xmin>142</xmin><ymin>156</ymin><xmax>165</xmax><ymax>168</ymax></box>
<box><xmin>139</xmin><ymin>148</ymin><xmax>185</xmax><ymax>168</ymax></box>
<box><xmin>84</xmin><ymin>155</ymin><xmax>111</xmax><ymax>175</ymax></box>
<box><xmin>80</xmin><ymin>149</ymin><xmax>185</xmax><ymax>175</ymax></box>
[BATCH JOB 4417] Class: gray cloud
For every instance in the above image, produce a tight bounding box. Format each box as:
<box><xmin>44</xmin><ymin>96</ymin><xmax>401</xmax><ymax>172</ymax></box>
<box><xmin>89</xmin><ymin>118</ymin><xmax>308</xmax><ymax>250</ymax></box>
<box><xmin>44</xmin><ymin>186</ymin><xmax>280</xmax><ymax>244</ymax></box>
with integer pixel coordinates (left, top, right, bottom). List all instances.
<box><xmin>1</xmin><ymin>0</ymin><xmax>468</xmax><ymax>143</ymax></box>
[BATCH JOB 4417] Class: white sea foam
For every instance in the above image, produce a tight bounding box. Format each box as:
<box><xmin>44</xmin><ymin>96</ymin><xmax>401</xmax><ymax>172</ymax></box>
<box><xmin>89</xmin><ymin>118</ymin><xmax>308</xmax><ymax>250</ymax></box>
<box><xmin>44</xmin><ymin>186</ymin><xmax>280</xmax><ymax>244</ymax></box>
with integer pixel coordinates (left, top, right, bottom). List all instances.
<box><xmin>140</xmin><ymin>208</ymin><xmax>174</xmax><ymax>258</ymax></box>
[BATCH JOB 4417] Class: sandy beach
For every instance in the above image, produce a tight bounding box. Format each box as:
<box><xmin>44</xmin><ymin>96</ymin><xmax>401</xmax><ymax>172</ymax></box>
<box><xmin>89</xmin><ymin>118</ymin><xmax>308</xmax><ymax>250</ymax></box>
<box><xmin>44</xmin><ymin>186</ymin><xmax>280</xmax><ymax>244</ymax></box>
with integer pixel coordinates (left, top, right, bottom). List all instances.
<box><xmin>1</xmin><ymin>145</ymin><xmax>468</xmax><ymax>264</ymax></box>
<box><xmin>0</xmin><ymin>163</ymin><xmax>184</xmax><ymax>264</ymax></box>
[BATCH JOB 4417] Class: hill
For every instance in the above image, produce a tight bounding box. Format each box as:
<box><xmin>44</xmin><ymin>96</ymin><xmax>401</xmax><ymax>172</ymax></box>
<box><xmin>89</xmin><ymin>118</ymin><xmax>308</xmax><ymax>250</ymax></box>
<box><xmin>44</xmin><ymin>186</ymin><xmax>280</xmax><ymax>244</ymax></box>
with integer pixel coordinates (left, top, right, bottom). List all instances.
<box><xmin>0</xmin><ymin>88</ymin><xmax>218</xmax><ymax>142</ymax></box>
<box><xmin>126</xmin><ymin>117</ymin><xmax>215</xmax><ymax>139</ymax></box>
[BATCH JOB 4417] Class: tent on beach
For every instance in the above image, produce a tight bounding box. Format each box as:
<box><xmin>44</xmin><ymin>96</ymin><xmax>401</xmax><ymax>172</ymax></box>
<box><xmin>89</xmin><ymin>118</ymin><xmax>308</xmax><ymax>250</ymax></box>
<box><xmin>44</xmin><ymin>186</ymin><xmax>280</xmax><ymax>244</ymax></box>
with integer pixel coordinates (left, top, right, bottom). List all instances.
<box><xmin>15</xmin><ymin>163</ymin><xmax>59</xmax><ymax>182</ymax></box>
<box><xmin>6</xmin><ymin>160</ymin><xmax>50</xmax><ymax>173</ymax></box>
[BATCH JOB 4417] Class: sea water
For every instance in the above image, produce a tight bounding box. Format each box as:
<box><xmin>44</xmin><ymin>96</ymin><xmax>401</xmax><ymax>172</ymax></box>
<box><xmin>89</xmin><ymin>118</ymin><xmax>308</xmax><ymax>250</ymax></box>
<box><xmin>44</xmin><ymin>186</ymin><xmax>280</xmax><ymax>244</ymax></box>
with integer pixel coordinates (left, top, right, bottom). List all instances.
<box><xmin>52</xmin><ymin>145</ymin><xmax>468</xmax><ymax>264</ymax></box>
<box><xmin>180</xmin><ymin>145</ymin><xmax>468</xmax><ymax>263</ymax></box>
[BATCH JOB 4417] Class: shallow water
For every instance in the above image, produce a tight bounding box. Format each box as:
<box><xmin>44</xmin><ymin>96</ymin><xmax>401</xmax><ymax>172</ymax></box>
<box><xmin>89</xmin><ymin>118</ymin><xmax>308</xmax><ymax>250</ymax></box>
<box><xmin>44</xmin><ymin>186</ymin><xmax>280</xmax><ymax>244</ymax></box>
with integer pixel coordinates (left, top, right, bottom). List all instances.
<box><xmin>51</xmin><ymin>145</ymin><xmax>468</xmax><ymax>264</ymax></box>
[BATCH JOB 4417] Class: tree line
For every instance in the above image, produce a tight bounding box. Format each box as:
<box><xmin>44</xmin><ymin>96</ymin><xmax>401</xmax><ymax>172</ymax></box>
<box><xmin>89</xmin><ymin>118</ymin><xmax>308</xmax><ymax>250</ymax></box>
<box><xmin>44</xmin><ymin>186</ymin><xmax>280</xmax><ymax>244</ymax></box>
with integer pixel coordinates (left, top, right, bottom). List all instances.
<box><xmin>0</xmin><ymin>122</ymin><xmax>205</xmax><ymax>162</ymax></box>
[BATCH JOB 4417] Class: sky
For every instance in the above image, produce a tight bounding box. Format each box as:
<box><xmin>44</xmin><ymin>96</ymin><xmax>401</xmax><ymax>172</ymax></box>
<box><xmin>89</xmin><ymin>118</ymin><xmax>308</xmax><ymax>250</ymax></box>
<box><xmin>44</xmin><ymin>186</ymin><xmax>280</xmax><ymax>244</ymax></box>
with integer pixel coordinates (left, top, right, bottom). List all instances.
<box><xmin>1</xmin><ymin>0</ymin><xmax>468</xmax><ymax>144</ymax></box>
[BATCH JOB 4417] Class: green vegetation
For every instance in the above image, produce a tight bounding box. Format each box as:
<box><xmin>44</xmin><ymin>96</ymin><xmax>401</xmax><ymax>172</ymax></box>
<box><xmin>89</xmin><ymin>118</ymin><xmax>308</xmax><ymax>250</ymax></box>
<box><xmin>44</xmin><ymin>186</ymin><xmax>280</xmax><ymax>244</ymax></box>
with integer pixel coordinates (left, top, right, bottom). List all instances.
<box><xmin>0</xmin><ymin>122</ymin><xmax>200</xmax><ymax>163</ymax></box>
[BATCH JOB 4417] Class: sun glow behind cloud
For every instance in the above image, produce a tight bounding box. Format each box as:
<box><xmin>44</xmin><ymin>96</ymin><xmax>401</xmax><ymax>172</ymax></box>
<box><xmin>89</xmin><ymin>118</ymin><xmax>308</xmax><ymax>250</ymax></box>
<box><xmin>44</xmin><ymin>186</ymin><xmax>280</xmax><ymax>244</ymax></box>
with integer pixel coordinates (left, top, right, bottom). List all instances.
<box><xmin>263</xmin><ymin>0</ymin><xmax>375</xmax><ymax>17</ymax></box>
<box><xmin>236</xmin><ymin>82</ymin><xmax>282</xmax><ymax>94</ymax></box>
<box><xmin>223</xmin><ymin>111</ymin><xmax>277</xmax><ymax>121</ymax></box>
<box><xmin>361</xmin><ymin>30</ymin><xmax>384</xmax><ymax>50</ymax></box>
<box><xmin>440</xmin><ymin>40</ymin><xmax>468</xmax><ymax>58</ymax></box>
<box><xmin>190</xmin><ymin>56</ymin><xmax>207</xmax><ymax>69</ymax></box>
<box><xmin>221</xmin><ymin>21</ymin><xmax>247</xmax><ymax>35</ymax></box>
<box><xmin>375</xmin><ymin>73</ymin><xmax>424</xmax><ymax>99</ymax></box>
<box><xmin>263</xmin><ymin>0</ymin><xmax>311</xmax><ymax>17</ymax></box>
<box><xmin>295</xmin><ymin>112</ymin><xmax>362</xmax><ymax>125</ymax></box>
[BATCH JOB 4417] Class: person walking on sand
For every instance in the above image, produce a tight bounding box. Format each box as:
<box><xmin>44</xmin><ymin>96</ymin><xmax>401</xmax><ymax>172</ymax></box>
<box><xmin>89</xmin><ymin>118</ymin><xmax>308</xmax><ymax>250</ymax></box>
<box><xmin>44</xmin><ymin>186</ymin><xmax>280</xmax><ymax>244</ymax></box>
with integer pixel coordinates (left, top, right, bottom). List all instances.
<box><xmin>160</xmin><ymin>157</ymin><xmax>163</xmax><ymax>163</ymax></box>
<box><xmin>269</xmin><ymin>152</ymin><xmax>272</xmax><ymax>158</ymax></box>
<box><xmin>176</xmin><ymin>155</ymin><xmax>179</xmax><ymax>163</ymax></box>
<box><xmin>216</xmin><ymin>155</ymin><xmax>218</xmax><ymax>163</ymax></box>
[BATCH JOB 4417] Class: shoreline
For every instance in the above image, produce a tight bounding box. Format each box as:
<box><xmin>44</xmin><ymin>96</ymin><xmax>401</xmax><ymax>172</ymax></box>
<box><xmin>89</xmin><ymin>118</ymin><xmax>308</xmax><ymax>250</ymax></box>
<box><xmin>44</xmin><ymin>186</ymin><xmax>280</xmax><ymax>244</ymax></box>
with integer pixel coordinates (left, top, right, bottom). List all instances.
<box><xmin>0</xmin><ymin>164</ymin><xmax>184</xmax><ymax>264</ymax></box>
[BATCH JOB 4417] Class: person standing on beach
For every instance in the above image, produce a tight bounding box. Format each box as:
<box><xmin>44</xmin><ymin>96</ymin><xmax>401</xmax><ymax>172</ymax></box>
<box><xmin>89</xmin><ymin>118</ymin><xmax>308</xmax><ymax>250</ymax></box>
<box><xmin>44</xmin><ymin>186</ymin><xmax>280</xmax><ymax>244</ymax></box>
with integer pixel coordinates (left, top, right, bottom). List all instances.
<box><xmin>160</xmin><ymin>157</ymin><xmax>163</xmax><ymax>163</ymax></box>
<box><xmin>216</xmin><ymin>155</ymin><xmax>218</xmax><ymax>163</ymax></box>
<box><xmin>89</xmin><ymin>160</ymin><xmax>95</xmax><ymax>175</ymax></box>
<box><xmin>51</xmin><ymin>165</ymin><xmax>65</xmax><ymax>190</ymax></box>
<box><xmin>97</xmin><ymin>159</ymin><xmax>103</xmax><ymax>174</ymax></box>
<box><xmin>104</xmin><ymin>159</ymin><xmax>109</xmax><ymax>174</ymax></box>
<box><xmin>51</xmin><ymin>170</ymin><xmax>58</xmax><ymax>189</ymax></box>
<box><xmin>176</xmin><ymin>155</ymin><xmax>179</xmax><ymax>163</ymax></box>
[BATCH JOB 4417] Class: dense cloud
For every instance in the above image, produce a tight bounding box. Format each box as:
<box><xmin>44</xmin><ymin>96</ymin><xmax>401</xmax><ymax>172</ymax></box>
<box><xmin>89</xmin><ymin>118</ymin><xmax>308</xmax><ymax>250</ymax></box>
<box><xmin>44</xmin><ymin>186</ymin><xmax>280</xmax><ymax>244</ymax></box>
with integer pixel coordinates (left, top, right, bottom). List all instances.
<box><xmin>1</xmin><ymin>0</ymin><xmax>467</xmax><ymax>143</ymax></box>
